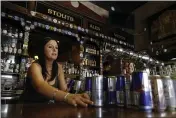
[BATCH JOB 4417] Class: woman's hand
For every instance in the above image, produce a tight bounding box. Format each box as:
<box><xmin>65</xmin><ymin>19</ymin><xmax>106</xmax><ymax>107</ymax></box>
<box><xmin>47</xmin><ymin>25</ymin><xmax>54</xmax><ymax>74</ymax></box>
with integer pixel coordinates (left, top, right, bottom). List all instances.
<box><xmin>65</xmin><ymin>93</ymin><xmax>94</xmax><ymax>107</ymax></box>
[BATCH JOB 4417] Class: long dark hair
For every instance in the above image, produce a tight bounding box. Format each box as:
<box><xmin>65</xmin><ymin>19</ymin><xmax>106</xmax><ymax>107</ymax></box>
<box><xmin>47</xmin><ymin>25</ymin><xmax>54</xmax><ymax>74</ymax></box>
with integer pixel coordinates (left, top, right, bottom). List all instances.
<box><xmin>36</xmin><ymin>37</ymin><xmax>59</xmax><ymax>81</ymax></box>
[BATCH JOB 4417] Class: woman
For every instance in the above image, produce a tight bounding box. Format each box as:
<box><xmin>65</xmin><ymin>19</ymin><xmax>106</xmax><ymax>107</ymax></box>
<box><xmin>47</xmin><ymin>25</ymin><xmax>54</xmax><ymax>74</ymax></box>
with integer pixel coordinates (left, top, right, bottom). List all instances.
<box><xmin>22</xmin><ymin>37</ymin><xmax>93</xmax><ymax>107</ymax></box>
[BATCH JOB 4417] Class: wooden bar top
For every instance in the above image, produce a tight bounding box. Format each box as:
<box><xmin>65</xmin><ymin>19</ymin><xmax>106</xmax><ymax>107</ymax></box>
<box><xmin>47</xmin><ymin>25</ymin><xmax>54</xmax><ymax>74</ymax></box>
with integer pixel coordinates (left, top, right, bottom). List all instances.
<box><xmin>1</xmin><ymin>103</ymin><xmax>176</xmax><ymax>118</ymax></box>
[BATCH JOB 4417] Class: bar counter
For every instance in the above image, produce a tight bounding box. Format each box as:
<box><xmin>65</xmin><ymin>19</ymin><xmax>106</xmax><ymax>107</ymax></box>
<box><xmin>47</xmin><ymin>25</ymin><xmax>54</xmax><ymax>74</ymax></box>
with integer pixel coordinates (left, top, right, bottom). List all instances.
<box><xmin>1</xmin><ymin>103</ymin><xmax>176</xmax><ymax>118</ymax></box>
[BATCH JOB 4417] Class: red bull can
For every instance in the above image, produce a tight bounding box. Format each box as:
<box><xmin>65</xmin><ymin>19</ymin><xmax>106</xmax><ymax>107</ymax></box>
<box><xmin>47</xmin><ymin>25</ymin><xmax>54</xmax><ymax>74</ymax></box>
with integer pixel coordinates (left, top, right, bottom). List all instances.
<box><xmin>125</xmin><ymin>74</ymin><xmax>132</xmax><ymax>108</ymax></box>
<box><xmin>116</xmin><ymin>75</ymin><xmax>126</xmax><ymax>107</ymax></box>
<box><xmin>67</xmin><ymin>79</ymin><xmax>75</xmax><ymax>92</ymax></box>
<box><xmin>103</xmin><ymin>76</ymin><xmax>116</xmax><ymax>105</ymax></box>
<box><xmin>161</xmin><ymin>75</ymin><xmax>176</xmax><ymax>111</ymax></box>
<box><xmin>107</xmin><ymin>76</ymin><xmax>116</xmax><ymax>105</ymax></box>
<box><xmin>85</xmin><ymin>77</ymin><xmax>92</xmax><ymax>97</ymax></box>
<box><xmin>131</xmin><ymin>71</ymin><xmax>153</xmax><ymax>112</ymax></box>
<box><xmin>91</xmin><ymin>75</ymin><xmax>103</xmax><ymax>107</ymax></box>
<box><xmin>150</xmin><ymin>75</ymin><xmax>166</xmax><ymax>112</ymax></box>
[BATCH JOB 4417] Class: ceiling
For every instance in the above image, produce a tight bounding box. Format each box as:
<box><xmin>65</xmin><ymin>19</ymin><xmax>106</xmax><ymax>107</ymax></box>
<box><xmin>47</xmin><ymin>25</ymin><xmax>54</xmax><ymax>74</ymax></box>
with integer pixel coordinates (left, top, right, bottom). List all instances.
<box><xmin>90</xmin><ymin>1</ymin><xmax>147</xmax><ymax>31</ymax></box>
<box><xmin>91</xmin><ymin>1</ymin><xmax>147</xmax><ymax>14</ymax></box>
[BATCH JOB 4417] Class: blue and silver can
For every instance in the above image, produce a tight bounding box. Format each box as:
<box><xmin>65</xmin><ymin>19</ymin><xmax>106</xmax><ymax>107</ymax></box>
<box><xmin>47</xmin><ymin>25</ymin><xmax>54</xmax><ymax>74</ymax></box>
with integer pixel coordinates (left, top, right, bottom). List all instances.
<box><xmin>116</xmin><ymin>75</ymin><xmax>126</xmax><ymax>107</ymax></box>
<box><xmin>103</xmin><ymin>77</ymin><xmax>108</xmax><ymax>105</ymax></box>
<box><xmin>131</xmin><ymin>71</ymin><xmax>153</xmax><ymax>112</ymax></box>
<box><xmin>150</xmin><ymin>75</ymin><xmax>166</xmax><ymax>112</ymax></box>
<box><xmin>107</xmin><ymin>76</ymin><xmax>116</xmax><ymax>105</ymax></box>
<box><xmin>161</xmin><ymin>75</ymin><xmax>176</xmax><ymax>111</ymax></box>
<box><xmin>91</xmin><ymin>75</ymin><xmax>103</xmax><ymax>107</ymax></box>
<box><xmin>72</xmin><ymin>80</ymin><xmax>82</xmax><ymax>94</ymax></box>
<box><xmin>125</xmin><ymin>74</ymin><xmax>132</xmax><ymax>108</ymax></box>
<box><xmin>85</xmin><ymin>77</ymin><xmax>92</xmax><ymax>97</ymax></box>
<box><xmin>67</xmin><ymin>79</ymin><xmax>75</xmax><ymax>92</ymax></box>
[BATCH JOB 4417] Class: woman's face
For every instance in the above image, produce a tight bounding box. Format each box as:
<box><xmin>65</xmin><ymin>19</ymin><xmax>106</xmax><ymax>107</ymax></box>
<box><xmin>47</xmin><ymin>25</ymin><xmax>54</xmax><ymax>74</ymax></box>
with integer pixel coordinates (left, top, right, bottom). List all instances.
<box><xmin>44</xmin><ymin>40</ymin><xmax>58</xmax><ymax>60</ymax></box>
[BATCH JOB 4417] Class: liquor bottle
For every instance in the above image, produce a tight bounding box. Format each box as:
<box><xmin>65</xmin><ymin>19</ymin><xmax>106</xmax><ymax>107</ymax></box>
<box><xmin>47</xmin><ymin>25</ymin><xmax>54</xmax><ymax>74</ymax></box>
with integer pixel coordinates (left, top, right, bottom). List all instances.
<box><xmin>96</xmin><ymin>48</ymin><xmax>99</xmax><ymax>55</ymax></box>
<box><xmin>68</xmin><ymin>63</ymin><xmax>71</xmax><ymax>74</ymax></box>
<box><xmin>20</xmin><ymin>58</ymin><xmax>26</xmax><ymax>73</ymax></box>
<box><xmin>22</xmin><ymin>45</ymin><xmax>28</xmax><ymax>56</ymax></box>
<box><xmin>19</xmin><ymin>31</ymin><xmax>23</xmax><ymax>39</ymax></box>
<box><xmin>4</xmin><ymin>59</ymin><xmax>10</xmax><ymax>72</ymax></box>
<box><xmin>13</xmin><ymin>45</ymin><xmax>17</xmax><ymax>54</ymax></box>
<box><xmin>85</xmin><ymin>58</ymin><xmax>88</xmax><ymax>66</ymax></box>
<box><xmin>71</xmin><ymin>64</ymin><xmax>74</xmax><ymax>74</ymax></box>
<box><xmin>2</xmin><ymin>24</ymin><xmax>8</xmax><ymax>35</ymax></box>
<box><xmin>85</xmin><ymin>45</ymin><xmax>88</xmax><ymax>53</ymax></box>
<box><xmin>14</xmin><ymin>29</ymin><xmax>18</xmax><ymax>38</ymax></box>
<box><xmin>11</xmin><ymin>38</ymin><xmax>16</xmax><ymax>48</ymax></box>
<box><xmin>15</xmin><ymin>64</ymin><xmax>19</xmax><ymax>73</ymax></box>
<box><xmin>8</xmin><ymin>27</ymin><xmax>12</xmax><ymax>37</ymax></box>
<box><xmin>9</xmin><ymin>60</ymin><xmax>14</xmax><ymax>73</ymax></box>
<box><xmin>8</xmin><ymin>44</ymin><xmax>13</xmax><ymax>54</ymax></box>
<box><xmin>94</xmin><ymin>59</ymin><xmax>96</xmax><ymax>67</ymax></box>
<box><xmin>17</xmin><ymin>42</ymin><xmax>22</xmax><ymax>54</ymax></box>
<box><xmin>3</xmin><ymin>44</ymin><xmax>8</xmax><ymax>53</ymax></box>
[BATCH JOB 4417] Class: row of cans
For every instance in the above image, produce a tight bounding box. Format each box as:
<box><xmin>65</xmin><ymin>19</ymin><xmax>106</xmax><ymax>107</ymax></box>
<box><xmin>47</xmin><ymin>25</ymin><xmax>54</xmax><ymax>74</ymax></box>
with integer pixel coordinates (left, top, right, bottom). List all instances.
<box><xmin>67</xmin><ymin>72</ymin><xmax>176</xmax><ymax>112</ymax></box>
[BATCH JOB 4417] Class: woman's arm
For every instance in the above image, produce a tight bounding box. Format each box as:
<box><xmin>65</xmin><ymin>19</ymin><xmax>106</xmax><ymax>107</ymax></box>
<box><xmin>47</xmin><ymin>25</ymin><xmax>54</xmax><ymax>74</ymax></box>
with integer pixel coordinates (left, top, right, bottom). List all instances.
<box><xmin>29</xmin><ymin>63</ymin><xmax>67</xmax><ymax>102</ymax></box>
<box><xmin>29</xmin><ymin>63</ymin><xmax>93</xmax><ymax>107</ymax></box>
<box><xmin>57</xmin><ymin>63</ymin><xmax>67</xmax><ymax>91</ymax></box>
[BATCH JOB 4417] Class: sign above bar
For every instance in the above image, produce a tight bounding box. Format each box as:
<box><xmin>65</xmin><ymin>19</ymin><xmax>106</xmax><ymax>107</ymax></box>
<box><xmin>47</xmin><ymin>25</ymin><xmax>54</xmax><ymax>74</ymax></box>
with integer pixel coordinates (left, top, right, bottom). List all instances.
<box><xmin>113</xmin><ymin>33</ymin><xmax>126</xmax><ymax>41</ymax></box>
<box><xmin>36</xmin><ymin>2</ymin><xmax>82</xmax><ymax>26</ymax></box>
<box><xmin>87</xmin><ymin>21</ymin><xmax>102</xmax><ymax>32</ymax></box>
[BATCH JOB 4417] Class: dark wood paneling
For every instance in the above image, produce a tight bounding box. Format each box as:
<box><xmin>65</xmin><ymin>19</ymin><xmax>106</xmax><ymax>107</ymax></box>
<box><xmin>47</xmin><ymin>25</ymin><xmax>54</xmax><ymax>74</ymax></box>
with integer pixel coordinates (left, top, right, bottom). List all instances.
<box><xmin>51</xmin><ymin>1</ymin><xmax>107</xmax><ymax>24</ymax></box>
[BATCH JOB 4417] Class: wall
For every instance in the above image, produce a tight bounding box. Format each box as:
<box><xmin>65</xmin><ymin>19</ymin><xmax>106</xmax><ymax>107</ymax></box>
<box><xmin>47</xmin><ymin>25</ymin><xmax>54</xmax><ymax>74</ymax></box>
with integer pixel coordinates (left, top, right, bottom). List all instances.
<box><xmin>134</xmin><ymin>1</ymin><xmax>175</xmax><ymax>51</ymax></box>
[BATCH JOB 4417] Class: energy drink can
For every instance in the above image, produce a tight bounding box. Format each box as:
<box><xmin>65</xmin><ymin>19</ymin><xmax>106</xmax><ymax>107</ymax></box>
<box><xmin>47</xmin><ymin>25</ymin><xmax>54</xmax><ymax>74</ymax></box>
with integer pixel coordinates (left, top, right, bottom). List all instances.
<box><xmin>125</xmin><ymin>74</ymin><xmax>132</xmax><ymax>108</ymax></box>
<box><xmin>91</xmin><ymin>75</ymin><xmax>103</xmax><ymax>107</ymax></box>
<box><xmin>161</xmin><ymin>75</ymin><xmax>176</xmax><ymax>111</ymax></box>
<box><xmin>131</xmin><ymin>71</ymin><xmax>152</xmax><ymax>112</ymax></box>
<box><xmin>85</xmin><ymin>77</ymin><xmax>92</xmax><ymax>97</ymax></box>
<box><xmin>71</xmin><ymin>80</ymin><xmax>82</xmax><ymax>94</ymax></box>
<box><xmin>116</xmin><ymin>75</ymin><xmax>125</xmax><ymax>107</ymax></box>
<box><xmin>107</xmin><ymin>76</ymin><xmax>116</xmax><ymax>105</ymax></box>
<box><xmin>150</xmin><ymin>75</ymin><xmax>166</xmax><ymax>112</ymax></box>
<box><xmin>67</xmin><ymin>79</ymin><xmax>75</xmax><ymax>92</ymax></box>
<box><xmin>148</xmin><ymin>77</ymin><xmax>154</xmax><ymax>109</ymax></box>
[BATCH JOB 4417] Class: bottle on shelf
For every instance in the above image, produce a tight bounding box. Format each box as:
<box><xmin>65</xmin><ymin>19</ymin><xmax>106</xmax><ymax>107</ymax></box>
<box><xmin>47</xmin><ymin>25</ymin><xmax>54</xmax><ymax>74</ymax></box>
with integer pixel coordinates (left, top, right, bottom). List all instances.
<box><xmin>8</xmin><ymin>27</ymin><xmax>12</xmax><ymax>37</ymax></box>
<box><xmin>19</xmin><ymin>31</ymin><xmax>23</xmax><ymax>39</ymax></box>
<box><xmin>9</xmin><ymin>60</ymin><xmax>14</xmax><ymax>73</ymax></box>
<box><xmin>8</xmin><ymin>42</ymin><xmax>13</xmax><ymax>54</ymax></box>
<box><xmin>17</xmin><ymin>42</ymin><xmax>22</xmax><ymax>55</ymax></box>
<box><xmin>14</xmin><ymin>29</ymin><xmax>18</xmax><ymax>38</ymax></box>
<box><xmin>96</xmin><ymin>48</ymin><xmax>99</xmax><ymax>55</ymax></box>
<box><xmin>14</xmin><ymin>64</ymin><xmax>20</xmax><ymax>73</ymax></box>
<box><xmin>3</xmin><ymin>44</ymin><xmax>8</xmax><ymax>53</ymax></box>
<box><xmin>4</xmin><ymin>59</ymin><xmax>10</xmax><ymax>72</ymax></box>
<box><xmin>2</xmin><ymin>24</ymin><xmax>8</xmax><ymax>35</ymax></box>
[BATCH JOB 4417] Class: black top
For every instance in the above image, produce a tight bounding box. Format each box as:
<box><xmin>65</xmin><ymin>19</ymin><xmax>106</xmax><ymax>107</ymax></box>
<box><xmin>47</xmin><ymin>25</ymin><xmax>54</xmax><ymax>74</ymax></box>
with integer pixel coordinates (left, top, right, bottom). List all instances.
<box><xmin>20</xmin><ymin>63</ymin><xmax>59</xmax><ymax>104</ymax></box>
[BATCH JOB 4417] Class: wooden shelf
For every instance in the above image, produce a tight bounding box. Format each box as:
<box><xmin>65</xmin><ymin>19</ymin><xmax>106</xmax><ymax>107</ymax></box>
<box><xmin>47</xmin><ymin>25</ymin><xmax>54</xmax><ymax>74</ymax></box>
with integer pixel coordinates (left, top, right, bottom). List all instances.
<box><xmin>84</xmin><ymin>52</ymin><xmax>99</xmax><ymax>57</ymax></box>
<box><xmin>64</xmin><ymin>74</ymin><xmax>79</xmax><ymax>79</ymax></box>
<box><xmin>83</xmin><ymin>65</ymin><xmax>100</xmax><ymax>69</ymax></box>
<box><xmin>1</xmin><ymin>52</ymin><xmax>29</xmax><ymax>58</ymax></box>
<box><xmin>1</xmin><ymin>72</ymin><xmax>20</xmax><ymax>75</ymax></box>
